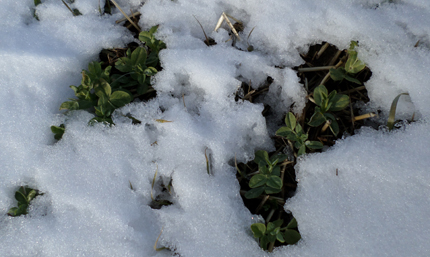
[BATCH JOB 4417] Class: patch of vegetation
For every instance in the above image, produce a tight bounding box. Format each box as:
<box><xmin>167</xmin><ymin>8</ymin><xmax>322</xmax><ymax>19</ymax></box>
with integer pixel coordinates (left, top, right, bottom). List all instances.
<box><xmin>276</xmin><ymin>113</ymin><xmax>323</xmax><ymax>156</ymax></box>
<box><xmin>235</xmin><ymin>41</ymin><xmax>375</xmax><ymax>252</ymax></box>
<box><xmin>251</xmin><ymin>218</ymin><xmax>301</xmax><ymax>250</ymax></box>
<box><xmin>52</xmin><ymin>25</ymin><xmax>165</xmax><ymax>139</ymax></box>
<box><xmin>8</xmin><ymin>186</ymin><xmax>42</xmax><ymax>217</ymax></box>
<box><xmin>245</xmin><ymin>150</ymin><xmax>287</xmax><ymax>199</ymax></box>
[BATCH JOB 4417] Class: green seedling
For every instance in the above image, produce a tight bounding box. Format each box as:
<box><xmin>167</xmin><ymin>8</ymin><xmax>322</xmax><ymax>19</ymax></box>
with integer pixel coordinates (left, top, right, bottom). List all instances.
<box><xmin>138</xmin><ymin>25</ymin><xmax>166</xmax><ymax>67</ymax></box>
<box><xmin>114</xmin><ymin>47</ymin><xmax>158</xmax><ymax>95</ymax></box>
<box><xmin>244</xmin><ymin>150</ymin><xmax>287</xmax><ymax>199</ymax></box>
<box><xmin>387</xmin><ymin>92</ymin><xmax>410</xmax><ymax>130</ymax></box>
<box><xmin>8</xmin><ymin>186</ymin><xmax>41</xmax><ymax>217</ymax></box>
<box><xmin>329</xmin><ymin>41</ymin><xmax>366</xmax><ymax>84</ymax></box>
<box><xmin>308</xmin><ymin>85</ymin><xmax>349</xmax><ymax>136</ymax></box>
<box><xmin>251</xmin><ymin>218</ymin><xmax>301</xmax><ymax>251</ymax></box>
<box><xmin>60</xmin><ymin>61</ymin><xmax>132</xmax><ymax>124</ymax></box>
<box><xmin>276</xmin><ymin>112</ymin><xmax>323</xmax><ymax>156</ymax></box>
<box><xmin>33</xmin><ymin>0</ymin><xmax>42</xmax><ymax>21</ymax></box>
<box><xmin>51</xmin><ymin>124</ymin><xmax>65</xmax><ymax>140</ymax></box>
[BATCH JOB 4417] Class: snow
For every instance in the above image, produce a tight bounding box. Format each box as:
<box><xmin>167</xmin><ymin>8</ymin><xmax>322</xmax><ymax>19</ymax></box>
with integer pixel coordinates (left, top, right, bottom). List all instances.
<box><xmin>1</xmin><ymin>0</ymin><xmax>430</xmax><ymax>256</ymax></box>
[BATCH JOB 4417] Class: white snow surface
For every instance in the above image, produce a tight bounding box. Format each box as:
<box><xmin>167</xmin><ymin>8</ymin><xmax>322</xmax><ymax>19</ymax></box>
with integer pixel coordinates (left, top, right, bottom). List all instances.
<box><xmin>1</xmin><ymin>0</ymin><xmax>430</xmax><ymax>256</ymax></box>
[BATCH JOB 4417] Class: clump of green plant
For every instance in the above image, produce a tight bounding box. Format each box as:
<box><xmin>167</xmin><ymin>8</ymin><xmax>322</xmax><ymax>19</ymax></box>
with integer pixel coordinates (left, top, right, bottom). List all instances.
<box><xmin>51</xmin><ymin>124</ymin><xmax>65</xmax><ymax>140</ymax></box>
<box><xmin>308</xmin><ymin>85</ymin><xmax>350</xmax><ymax>136</ymax></box>
<box><xmin>57</xmin><ymin>26</ymin><xmax>165</xmax><ymax>128</ymax></box>
<box><xmin>59</xmin><ymin>61</ymin><xmax>132</xmax><ymax>124</ymax></box>
<box><xmin>139</xmin><ymin>25</ymin><xmax>167</xmax><ymax>64</ymax></box>
<box><xmin>113</xmin><ymin>47</ymin><xmax>158</xmax><ymax>95</ymax></box>
<box><xmin>245</xmin><ymin>150</ymin><xmax>287</xmax><ymax>199</ymax></box>
<box><xmin>8</xmin><ymin>186</ymin><xmax>42</xmax><ymax>217</ymax></box>
<box><xmin>251</xmin><ymin>218</ymin><xmax>301</xmax><ymax>251</ymax></box>
<box><xmin>329</xmin><ymin>41</ymin><xmax>366</xmax><ymax>84</ymax></box>
<box><xmin>276</xmin><ymin>113</ymin><xmax>323</xmax><ymax>156</ymax></box>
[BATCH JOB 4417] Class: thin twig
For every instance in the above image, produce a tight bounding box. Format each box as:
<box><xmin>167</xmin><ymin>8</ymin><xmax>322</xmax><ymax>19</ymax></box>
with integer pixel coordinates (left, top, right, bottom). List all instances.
<box><xmin>116</xmin><ymin>11</ymin><xmax>141</xmax><ymax>23</ymax></box>
<box><xmin>298</xmin><ymin>66</ymin><xmax>336</xmax><ymax>72</ymax></box>
<box><xmin>110</xmin><ymin>0</ymin><xmax>141</xmax><ymax>31</ymax></box>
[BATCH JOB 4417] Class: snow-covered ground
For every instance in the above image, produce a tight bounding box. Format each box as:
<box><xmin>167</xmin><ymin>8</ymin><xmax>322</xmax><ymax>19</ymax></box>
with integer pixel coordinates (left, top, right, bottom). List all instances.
<box><xmin>1</xmin><ymin>0</ymin><xmax>430</xmax><ymax>256</ymax></box>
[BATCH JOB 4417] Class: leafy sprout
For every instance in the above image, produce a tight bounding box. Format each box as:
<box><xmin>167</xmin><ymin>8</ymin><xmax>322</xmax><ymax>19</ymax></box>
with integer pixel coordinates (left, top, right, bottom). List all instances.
<box><xmin>244</xmin><ymin>150</ymin><xmax>287</xmax><ymax>199</ymax></box>
<box><xmin>8</xmin><ymin>186</ymin><xmax>42</xmax><ymax>217</ymax></box>
<box><xmin>329</xmin><ymin>41</ymin><xmax>366</xmax><ymax>84</ymax></box>
<box><xmin>308</xmin><ymin>85</ymin><xmax>349</xmax><ymax>136</ymax></box>
<box><xmin>276</xmin><ymin>112</ymin><xmax>323</xmax><ymax>156</ymax></box>
<box><xmin>251</xmin><ymin>218</ymin><xmax>301</xmax><ymax>251</ymax></box>
<box><xmin>51</xmin><ymin>124</ymin><xmax>65</xmax><ymax>140</ymax></box>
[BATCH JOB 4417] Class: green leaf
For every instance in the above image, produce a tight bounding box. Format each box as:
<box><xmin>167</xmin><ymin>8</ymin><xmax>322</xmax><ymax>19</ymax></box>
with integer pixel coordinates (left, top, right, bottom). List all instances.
<box><xmin>130</xmin><ymin>47</ymin><xmax>147</xmax><ymax>66</ymax></box>
<box><xmin>313</xmin><ymin>85</ymin><xmax>328</xmax><ymax>107</ymax></box>
<box><xmin>276</xmin><ymin>127</ymin><xmax>298</xmax><ymax>141</ymax></box>
<box><xmin>349</xmin><ymin>41</ymin><xmax>358</xmax><ymax>50</ymax></box>
<box><xmin>51</xmin><ymin>125</ymin><xmax>65</xmax><ymax>140</ymax></box>
<box><xmin>343</xmin><ymin>73</ymin><xmax>362</xmax><ymax>84</ymax></box>
<box><xmin>328</xmin><ymin>118</ymin><xmax>340</xmax><ymax>136</ymax></box>
<box><xmin>387</xmin><ymin>93</ymin><xmax>410</xmax><ymax>131</ymax></box>
<box><xmin>283</xmin><ymin>229</ymin><xmax>301</xmax><ymax>244</ymax></box>
<box><xmin>260</xmin><ymin>236</ymin><xmax>270</xmax><ymax>250</ymax></box>
<box><xmin>345</xmin><ymin>51</ymin><xmax>365</xmax><ymax>74</ymax></box>
<box><xmin>266</xmin><ymin>176</ymin><xmax>282</xmax><ymax>189</ymax></box>
<box><xmin>254</xmin><ymin>150</ymin><xmax>269</xmax><ymax>167</ymax></box>
<box><xmin>264</xmin><ymin>186</ymin><xmax>281</xmax><ymax>195</ymax></box>
<box><xmin>305</xmin><ymin>140</ymin><xmax>323</xmax><ymax>149</ymax></box>
<box><xmin>95</xmin><ymin>81</ymin><xmax>112</xmax><ymax>99</ymax></box>
<box><xmin>34</xmin><ymin>0</ymin><xmax>42</xmax><ymax>6</ymax></box>
<box><xmin>277</xmin><ymin>232</ymin><xmax>285</xmax><ymax>243</ymax></box>
<box><xmin>271</xmin><ymin>165</ymin><xmax>281</xmax><ymax>177</ymax></box>
<box><xmin>272</xmin><ymin>219</ymin><xmax>283</xmax><ymax>229</ymax></box>
<box><xmin>77</xmin><ymin>99</ymin><xmax>96</xmax><ymax>110</ymax></box>
<box><xmin>144</xmin><ymin>67</ymin><xmax>158</xmax><ymax>76</ymax></box>
<box><xmin>329</xmin><ymin>94</ymin><xmax>349</xmax><ymax>111</ymax></box>
<box><xmin>295</xmin><ymin>123</ymin><xmax>303</xmax><ymax>135</ymax></box>
<box><xmin>284</xmin><ymin>112</ymin><xmax>296</xmax><ymax>130</ymax></box>
<box><xmin>297</xmin><ymin>144</ymin><xmax>306</xmax><ymax>156</ymax></box>
<box><xmin>308</xmin><ymin>112</ymin><xmax>326</xmax><ymax>127</ymax></box>
<box><xmin>329</xmin><ymin>68</ymin><xmax>347</xmax><ymax>81</ymax></box>
<box><xmin>245</xmin><ymin>187</ymin><xmax>265</xmax><ymax>199</ymax></box>
<box><xmin>270</xmin><ymin>154</ymin><xmax>288</xmax><ymax>164</ymax></box>
<box><xmin>26</xmin><ymin>190</ymin><xmax>37</xmax><ymax>202</ymax></box>
<box><xmin>8</xmin><ymin>207</ymin><xmax>18</xmax><ymax>216</ymax></box>
<box><xmin>16</xmin><ymin>204</ymin><xmax>28</xmax><ymax>215</ymax></box>
<box><xmin>59</xmin><ymin>100</ymin><xmax>79</xmax><ymax>111</ymax></box>
<box><xmin>251</xmin><ymin>223</ymin><xmax>266</xmax><ymax>238</ymax></box>
<box><xmin>110</xmin><ymin>91</ymin><xmax>132</xmax><ymax>108</ymax></box>
<box><xmin>15</xmin><ymin>191</ymin><xmax>27</xmax><ymax>204</ymax></box>
<box><xmin>286</xmin><ymin>218</ymin><xmax>298</xmax><ymax>229</ymax></box>
<box><xmin>249</xmin><ymin>174</ymin><xmax>268</xmax><ymax>188</ymax></box>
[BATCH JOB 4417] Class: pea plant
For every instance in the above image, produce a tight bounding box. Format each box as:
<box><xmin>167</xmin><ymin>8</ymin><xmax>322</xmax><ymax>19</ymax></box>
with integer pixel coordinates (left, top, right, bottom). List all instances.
<box><xmin>52</xmin><ymin>26</ymin><xmax>165</xmax><ymax>137</ymax></box>
<box><xmin>329</xmin><ymin>41</ymin><xmax>366</xmax><ymax>84</ymax></box>
<box><xmin>251</xmin><ymin>218</ymin><xmax>301</xmax><ymax>250</ymax></box>
<box><xmin>276</xmin><ymin>112</ymin><xmax>323</xmax><ymax>156</ymax></box>
<box><xmin>8</xmin><ymin>186</ymin><xmax>42</xmax><ymax>217</ymax></box>
<box><xmin>308</xmin><ymin>85</ymin><xmax>350</xmax><ymax>136</ymax></box>
<box><xmin>245</xmin><ymin>150</ymin><xmax>287</xmax><ymax>199</ymax></box>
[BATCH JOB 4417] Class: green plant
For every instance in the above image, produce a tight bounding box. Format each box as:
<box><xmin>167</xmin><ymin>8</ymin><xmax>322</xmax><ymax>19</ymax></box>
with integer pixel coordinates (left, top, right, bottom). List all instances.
<box><xmin>251</xmin><ymin>218</ymin><xmax>301</xmax><ymax>251</ymax></box>
<box><xmin>59</xmin><ymin>61</ymin><xmax>132</xmax><ymax>124</ymax></box>
<box><xmin>308</xmin><ymin>85</ymin><xmax>349</xmax><ymax>136</ymax></box>
<box><xmin>276</xmin><ymin>112</ymin><xmax>323</xmax><ymax>156</ymax></box>
<box><xmin>51</xmin><ymin>124</ymin><xmax>65</xmax><ymax>140</ymax></box>
<box><xmin>139</xmin><ymin>25</ymin><xmax>167</xmax><ymax>67</ymax></box>
<box><xmin>244</xmin><ymin>150</ymin><xmax>287</xmax><ymax>199</ymax></box>
<box><xmin>8</xmin><ymin>186</ymin><xmax>41</xmax><ymax>217</ymax></box>
<box><xmin>329</xmin><ymin>41</ymin><xmax>366</xmax><ymax>84</ymax></box>
<box><xmin>113</xmin><ymin>47</ymin><xmax>158</xmax><ymax>95</ymax></box>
